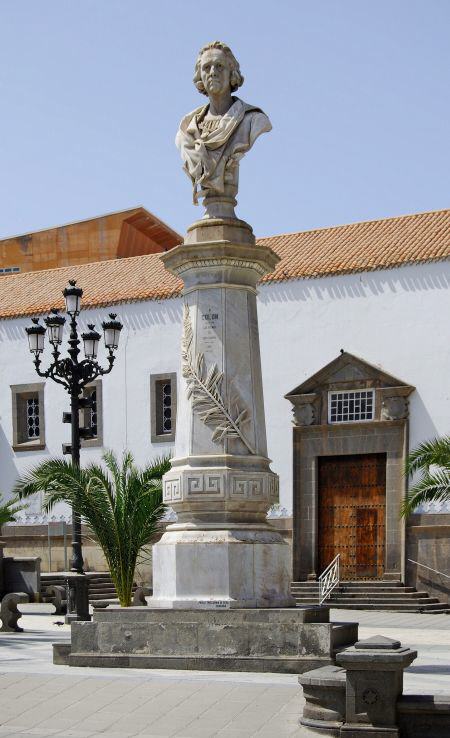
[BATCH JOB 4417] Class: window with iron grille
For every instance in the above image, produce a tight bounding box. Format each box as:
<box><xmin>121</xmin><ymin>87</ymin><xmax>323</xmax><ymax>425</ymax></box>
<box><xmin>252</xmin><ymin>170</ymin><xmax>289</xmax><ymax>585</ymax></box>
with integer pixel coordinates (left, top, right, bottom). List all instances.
<box><xmin>81</xmin><ymin>380</ymin><xmax>103</xmax><ymax>447</ymax></box>
<box><xmin>11</xmin><ymin>383</ymin><xmax>45</xmax><ymax>451</ymax></box>
<box><xmin>26</xmin><ymin>397</ymin><xmax>40</xmax><ymax>439</ymax></box>
<box><xmin>328</xmin><ymin>389</ymin><xmax>374</xmax><ymax>424</ymax></box>
<box><xmin>84</xmin><ymin>387</ymin><xmax>97</xmax><ymax>436</ymax></box>
<box><xmin>151</xmin><ymin>373</ymin><xmax>177</xmax><ymax>443</ymax></box>
<box><xmin>160</xmin><ymin>381</ymin><xmax>172</xmax><ymax>434</ymax></box>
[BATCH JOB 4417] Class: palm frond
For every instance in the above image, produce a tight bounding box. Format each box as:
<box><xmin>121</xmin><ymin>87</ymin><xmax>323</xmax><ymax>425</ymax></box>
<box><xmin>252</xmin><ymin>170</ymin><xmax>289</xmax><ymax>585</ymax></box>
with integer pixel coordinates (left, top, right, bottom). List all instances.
<box><xmin>405</xmin><ymin>436</ymin><xmax>450</xmax><ymax>476</ymax></box>
<box><xmin>401</xmin><ymin>468</ymin><xmax>450</xmax><ymax>517</ymax></box>
<box><xmin>13</xmin><ymin>458</ymin><xmax>89</xmax><ymax>516</ymax></box>
<box><xmin>13</xmin><ymin>451</ymin><xmax>169</xmax><ymax>606</ymax></box>
<box><xmin>140</xmin><ymin>456</ymin><xmax>172</xmax><ymax>485</ymax></box>
<box><xmin>0</xmin><ymin>494</ymin><xmax>28</xmax><ymax>528</ymax></box>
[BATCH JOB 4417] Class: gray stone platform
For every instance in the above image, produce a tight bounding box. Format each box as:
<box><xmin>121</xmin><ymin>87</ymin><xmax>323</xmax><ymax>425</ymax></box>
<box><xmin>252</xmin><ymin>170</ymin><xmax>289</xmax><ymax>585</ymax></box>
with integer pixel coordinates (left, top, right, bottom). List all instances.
<box><xmin>55</xmin><ymin>605</ymin><xmax>358</xmax><ymax>674</ymax></box>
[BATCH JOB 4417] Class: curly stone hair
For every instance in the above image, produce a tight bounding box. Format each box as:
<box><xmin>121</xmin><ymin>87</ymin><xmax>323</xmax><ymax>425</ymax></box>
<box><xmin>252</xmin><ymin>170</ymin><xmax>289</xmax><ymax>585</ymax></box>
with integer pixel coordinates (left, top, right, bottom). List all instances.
<box><xmin>193</xmin><ymin>41</ymin><xmax>244</xmax><ymax>96</ymax></box>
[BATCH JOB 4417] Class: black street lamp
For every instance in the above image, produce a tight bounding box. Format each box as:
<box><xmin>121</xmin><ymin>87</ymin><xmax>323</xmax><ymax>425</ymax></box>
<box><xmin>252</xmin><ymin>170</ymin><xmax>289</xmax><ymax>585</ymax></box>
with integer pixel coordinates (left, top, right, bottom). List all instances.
<box><xmin>25</xmin><ymin>281</ymin><xmax>122</xmax><ymax>581</ymax></box>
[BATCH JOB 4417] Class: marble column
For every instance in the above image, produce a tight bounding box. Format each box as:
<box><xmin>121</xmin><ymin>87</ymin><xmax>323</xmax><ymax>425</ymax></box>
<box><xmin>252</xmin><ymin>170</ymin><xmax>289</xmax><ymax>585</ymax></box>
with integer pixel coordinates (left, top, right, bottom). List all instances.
<box><xmin>151</xmin><ymin>218</ymin><xmax>294</xmax><ymax>608</ymax></box>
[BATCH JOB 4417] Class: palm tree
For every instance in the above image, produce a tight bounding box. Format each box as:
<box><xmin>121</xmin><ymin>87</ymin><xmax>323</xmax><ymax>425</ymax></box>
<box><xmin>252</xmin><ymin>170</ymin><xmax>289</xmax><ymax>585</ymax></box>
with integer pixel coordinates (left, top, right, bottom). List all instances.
<box><xmin>14</xmin><ymin>451</ymin><xmax>170</xmax><ymax>606</ymax></box>
<box><xmin>401</xmin><ymin>436</ymin><xmax>450</xmax><ymax>517</ymax></box>
<box><xmin>0</xmin><ymin>494</ymin><xmax>28</xmax><ymax>531</ymax></box>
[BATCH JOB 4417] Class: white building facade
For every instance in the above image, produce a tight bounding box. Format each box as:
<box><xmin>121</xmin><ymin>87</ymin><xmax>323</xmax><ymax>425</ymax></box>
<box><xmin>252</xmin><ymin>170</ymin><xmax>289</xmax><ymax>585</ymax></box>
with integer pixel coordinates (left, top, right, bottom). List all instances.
<box><xmin>0</xmin><ymin>208</ymin><xmax>449</xmax><ymax>589</ymax></box>
<box><xmin>2</xmin><ymin>261</ymin><xmax>448</xmax><ymax>511</ymax></box>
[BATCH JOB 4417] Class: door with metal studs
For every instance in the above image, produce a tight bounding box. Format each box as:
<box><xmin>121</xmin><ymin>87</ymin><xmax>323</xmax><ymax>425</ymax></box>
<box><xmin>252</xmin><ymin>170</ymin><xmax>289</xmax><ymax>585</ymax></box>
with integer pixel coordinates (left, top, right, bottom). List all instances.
<box><xmin>318</xmin><ymin>453</ymin><xmax>386</xmax><ymax>579</ymax></box>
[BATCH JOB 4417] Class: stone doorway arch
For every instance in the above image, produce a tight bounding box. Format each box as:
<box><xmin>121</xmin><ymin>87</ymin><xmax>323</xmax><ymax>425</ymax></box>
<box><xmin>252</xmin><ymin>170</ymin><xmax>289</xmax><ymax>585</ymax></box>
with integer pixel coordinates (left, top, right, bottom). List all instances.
<box><xmin>285</xmin><ymin>352</ymin><xmax>414</xmax><ymax>582</ymax></box>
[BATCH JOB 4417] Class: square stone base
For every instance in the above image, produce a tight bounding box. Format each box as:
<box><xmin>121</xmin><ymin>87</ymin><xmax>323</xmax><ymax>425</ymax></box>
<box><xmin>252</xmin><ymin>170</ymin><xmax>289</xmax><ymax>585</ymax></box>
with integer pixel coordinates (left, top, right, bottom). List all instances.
<box><xmin>56</xmin><ymin>606</ymin><xmax>358</xmax><ymax>674</ymax></box>
<box><xmin>152</xmin><ymin>528</ymin><xmax>295</xmax><ymax>608</ymax></box>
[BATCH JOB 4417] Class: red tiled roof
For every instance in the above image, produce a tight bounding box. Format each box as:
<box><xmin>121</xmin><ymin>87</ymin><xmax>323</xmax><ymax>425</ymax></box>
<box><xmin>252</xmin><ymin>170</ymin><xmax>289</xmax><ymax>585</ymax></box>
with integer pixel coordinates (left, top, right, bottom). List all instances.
<box><xmin>0</xmin><ymin>256</ymin><xmax>182</xmax><ymax>319</ymax></box>
<box><xmin>0</xmin><ymin>208</ymin><xmax>448</xmax><ymax>319</ymax></box>
<box><xmin>259</xmin><ymin>207</ymin><xmax>450</xmax><ymax>282</ymax></box>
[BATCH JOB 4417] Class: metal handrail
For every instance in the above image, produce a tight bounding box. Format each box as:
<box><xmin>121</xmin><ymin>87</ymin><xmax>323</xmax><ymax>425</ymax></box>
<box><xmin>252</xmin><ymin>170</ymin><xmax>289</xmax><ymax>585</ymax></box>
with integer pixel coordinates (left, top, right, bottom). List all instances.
<box><xmin>407</xmin><ymin>559</ymin><xmax>450</xmax><ymax>580</ymax></box>
<box><xmin>319</xmin><ymin>553</ymin><xmax>340</xmax><ymax>605</ymax></box>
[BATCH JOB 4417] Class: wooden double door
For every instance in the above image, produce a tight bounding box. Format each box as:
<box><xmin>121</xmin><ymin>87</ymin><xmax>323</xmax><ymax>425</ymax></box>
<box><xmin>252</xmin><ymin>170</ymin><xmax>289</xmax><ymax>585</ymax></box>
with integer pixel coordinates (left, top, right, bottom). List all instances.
<box><xmin>318</xmin><ymin>453</ymin><xmax>386</xmax><ymax>579</ymax></box>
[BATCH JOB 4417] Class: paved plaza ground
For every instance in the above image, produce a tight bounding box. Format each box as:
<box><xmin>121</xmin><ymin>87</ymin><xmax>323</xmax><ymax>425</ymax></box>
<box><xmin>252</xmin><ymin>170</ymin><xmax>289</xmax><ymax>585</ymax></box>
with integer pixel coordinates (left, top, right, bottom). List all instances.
<box><xmin>0</xmin><ymin>605</ymin><xmax>449</xmax><ymax>737</ymax></box>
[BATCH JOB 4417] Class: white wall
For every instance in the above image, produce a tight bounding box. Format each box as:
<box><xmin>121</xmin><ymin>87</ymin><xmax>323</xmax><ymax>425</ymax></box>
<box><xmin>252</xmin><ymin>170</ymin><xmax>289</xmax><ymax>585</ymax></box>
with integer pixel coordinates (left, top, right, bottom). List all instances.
<box><xmin>0</xmin><ymin>297</ymin><xmax>182</xmax><ymax>517</ymax></box>
<box><xmin>0</xmin><ymin>260</ymin><xmax>448</xmax><ymax>517</ymax></box>
<box><xmin>258</xmin><ymin>261</ymin><xmax>450</xmax><ymax>511</ymax></box>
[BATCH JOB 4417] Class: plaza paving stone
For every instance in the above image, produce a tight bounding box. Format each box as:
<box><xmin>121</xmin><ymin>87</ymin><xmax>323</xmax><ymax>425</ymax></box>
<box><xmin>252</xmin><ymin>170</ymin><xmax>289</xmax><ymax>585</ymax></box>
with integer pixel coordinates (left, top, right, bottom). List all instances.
<box><xmin>0</xmin><ymin>605</ymin><xmax>448</xmax><ymax>737</ymax></box>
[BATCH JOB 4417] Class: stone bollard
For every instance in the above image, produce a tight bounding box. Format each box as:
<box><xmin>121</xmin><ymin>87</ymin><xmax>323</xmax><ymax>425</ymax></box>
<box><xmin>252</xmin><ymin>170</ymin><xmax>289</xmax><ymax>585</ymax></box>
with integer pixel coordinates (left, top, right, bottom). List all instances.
<box><xmin>336</xmin><ymin>635</ymin><xmax>417</xmax><ymax>737</ymax></box>
<box><xmin>0</xmin><ymin>592</ymin><xmax>29</xmax><ymax>632</ymax></box>
<box><xmin>46</xmin><ymin>584</ymin><xmax>67</xmax><ymax>615</ymax></box>
<box><xmin>132</xmin><ymin>586</ymin><xmax>151</xmax><ymax>606</ymax></box>
<box><xmin>299</xmin><ymin>664</ymin><xmax>346</xmax><ymax>736</ymax></box>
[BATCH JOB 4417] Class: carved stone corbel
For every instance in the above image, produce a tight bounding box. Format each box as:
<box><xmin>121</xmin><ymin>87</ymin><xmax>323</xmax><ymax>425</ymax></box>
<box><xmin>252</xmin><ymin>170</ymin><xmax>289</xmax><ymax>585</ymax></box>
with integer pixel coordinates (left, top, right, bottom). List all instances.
<box><xmin>286</xmin><ymin>393</ymin><xmax>318</xmax><ymax>427</ymax></box>
<box><xmin>379</xmin><ymin>386</ymin><xmax>414</xmax><ymax>421</ymax></box>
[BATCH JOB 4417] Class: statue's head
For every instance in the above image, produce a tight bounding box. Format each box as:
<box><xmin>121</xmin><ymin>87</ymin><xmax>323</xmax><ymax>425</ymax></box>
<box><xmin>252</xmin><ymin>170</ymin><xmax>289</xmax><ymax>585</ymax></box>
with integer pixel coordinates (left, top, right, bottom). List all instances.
<box><xmin>193</xmin><ymin>41</ymin><xmax>244</xmax><ymax>97</ymax></box>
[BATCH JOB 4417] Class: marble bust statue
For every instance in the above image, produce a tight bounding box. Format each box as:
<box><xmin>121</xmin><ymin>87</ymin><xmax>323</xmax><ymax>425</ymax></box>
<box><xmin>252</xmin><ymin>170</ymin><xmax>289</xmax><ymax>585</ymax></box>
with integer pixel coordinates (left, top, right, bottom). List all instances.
<box><xmin>176</xmin><ymin>41</ymin><xmax>272</xmax><ymax>219</ymax></box>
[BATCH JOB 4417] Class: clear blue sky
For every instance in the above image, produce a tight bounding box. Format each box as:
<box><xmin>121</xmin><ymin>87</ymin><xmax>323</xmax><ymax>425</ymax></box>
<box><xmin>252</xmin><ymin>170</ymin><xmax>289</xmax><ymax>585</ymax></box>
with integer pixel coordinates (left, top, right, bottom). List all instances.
<box><xmin>1</xmin><ymin>0</ymin><xmax>449</xmax><ymax>239</ymax></box>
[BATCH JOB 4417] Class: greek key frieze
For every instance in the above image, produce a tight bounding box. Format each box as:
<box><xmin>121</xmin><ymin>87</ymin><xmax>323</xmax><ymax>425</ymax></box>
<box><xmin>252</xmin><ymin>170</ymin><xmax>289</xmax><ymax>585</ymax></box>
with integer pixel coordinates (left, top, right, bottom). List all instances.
<box><xmin>186</xmin><ymin>474</ymin><xmax>223</xmax><ymax>496</ymax></box>
<box><xmin>230</xmin><ymin>476</ymin><xmax>266</xmax><ymax>499</ymax></box>
<box><xmin>268</xmin><ymin>474</ymin><xmax>279</xmax><ymax>500</ymax></box>
<box><xmin>248</xmin><ymin>479</ymin><xmax>264</xmax><ymax>498</ymax></box>
<box><xmin>163</xmin><ymin>478</ymin><xmax>181</xmax><ymax>503</ymax></box>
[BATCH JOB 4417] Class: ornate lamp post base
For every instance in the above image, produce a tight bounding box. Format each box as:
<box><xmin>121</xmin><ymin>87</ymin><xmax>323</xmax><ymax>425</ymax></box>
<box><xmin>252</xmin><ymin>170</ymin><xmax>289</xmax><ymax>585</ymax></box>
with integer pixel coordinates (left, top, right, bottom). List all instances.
<box><xmin>63</xmin><ymin>572</ymin><xmax>91</xmax><ymax>624</ymax></box>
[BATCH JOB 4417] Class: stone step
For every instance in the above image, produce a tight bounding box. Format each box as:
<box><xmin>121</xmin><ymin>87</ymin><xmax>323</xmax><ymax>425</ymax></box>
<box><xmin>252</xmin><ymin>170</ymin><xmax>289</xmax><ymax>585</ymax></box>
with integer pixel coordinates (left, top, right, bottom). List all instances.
<box><xmin>40</xmin><ymin>572</ymin><xmax>125</xmax><ymax>605</ymax></box>
<box><xmin>337</xmin><ymin>586</ymin><xmax>416</xmax><ymax>593</ymax></box>
<box><xmin>295</xmin><ymin>600</ymin><xmax>448</xmax><ymax>611</ymax></box>
<box><xmin>291</xmin><ymin>579</ymin><xmax>450</xmax><ymax>612</ymax></box>
<box><xmin>295</xmin><ymin>592</ymin><xmax>439</xmax><ymax>602</ymax></box>
<box><xmin>42</xmin><ymin>571</ymin><xmax>112</xmax><ymax>576</ymax></box>
<box><xmin>333</xmin><ymin>603</ymin><xmax>449</xmax><ymax>611</ymax></box>
<box><xmin>41</xmin><ymin>573</ymin><xmax>114</xmax><ymax>585</ymax></box>
<box><xmin>291</xmin><ymin>586</ymin><xmax>418</xmax><ymax>595</ymax></box>
<box><xmin>326</xmin><ymin>592</ymin><xmax>434</xmax><ymax>600</ymax></box>
<box><xmin>291</xmin><ymin>582</ymin><xmax>413</xmax><ymax>588</ymax></box>
<box><xmin>89</xmin><ymin>593</ymin><xmax>118</xmax><ymax>601</ymax></box>
<box><xmin>291</xmin><ymin>580</ymin><xmax>405</xmax><ymax>587</ymax></box>
<box><xmin>88</xmin><ymin>590</ymin><xmax>117</xmax><ymax>597</ymax></box>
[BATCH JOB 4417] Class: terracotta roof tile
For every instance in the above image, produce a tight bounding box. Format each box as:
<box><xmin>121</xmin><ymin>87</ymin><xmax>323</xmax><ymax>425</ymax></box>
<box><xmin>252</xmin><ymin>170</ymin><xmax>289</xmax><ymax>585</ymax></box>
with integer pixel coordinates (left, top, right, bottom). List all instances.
<box><xmin>259</xmin><ymin>208</ymin><xmax>450</xmax><ymax>283</ymax></box>
<box><xmin>0</xmin><ymin>208</ymin><xmax>448</xmax><ymax>319</ymax></box>
<box><xmin>0</xmin><ymin>255</ymin><xmax>182</xmax><ymax>319</ymax></box>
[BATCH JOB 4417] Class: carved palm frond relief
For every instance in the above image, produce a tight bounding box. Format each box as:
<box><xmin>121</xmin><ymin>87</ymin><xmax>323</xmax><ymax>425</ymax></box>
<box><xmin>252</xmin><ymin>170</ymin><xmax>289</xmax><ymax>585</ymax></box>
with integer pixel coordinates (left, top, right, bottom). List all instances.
<box><xmin>181</xmin><ymin>305</ymin><xmax>255</xmax><ymax>454</ymax></box>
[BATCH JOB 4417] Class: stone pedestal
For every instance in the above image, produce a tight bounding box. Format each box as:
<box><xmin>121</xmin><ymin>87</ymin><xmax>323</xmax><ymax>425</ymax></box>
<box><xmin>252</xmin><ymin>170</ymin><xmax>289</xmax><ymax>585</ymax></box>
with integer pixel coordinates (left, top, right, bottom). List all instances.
<box><xmin>56</xmin><ymin>605</ymin><xmax>359</xmax><ymax>674</ymax></box>
<box><xmin>151</xmin><ymin>218</ymin><xmax>295</xmax><ymax>609</ymax></box>
<box><xmin>337</xmin><ymin>636</ymin><xmax>417</xmax><ymax>737</ymax></box>
<box><xmin>53</xmin><ymin>216</ymin><xmax>361</xmax><ymax>673</ymax></box>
